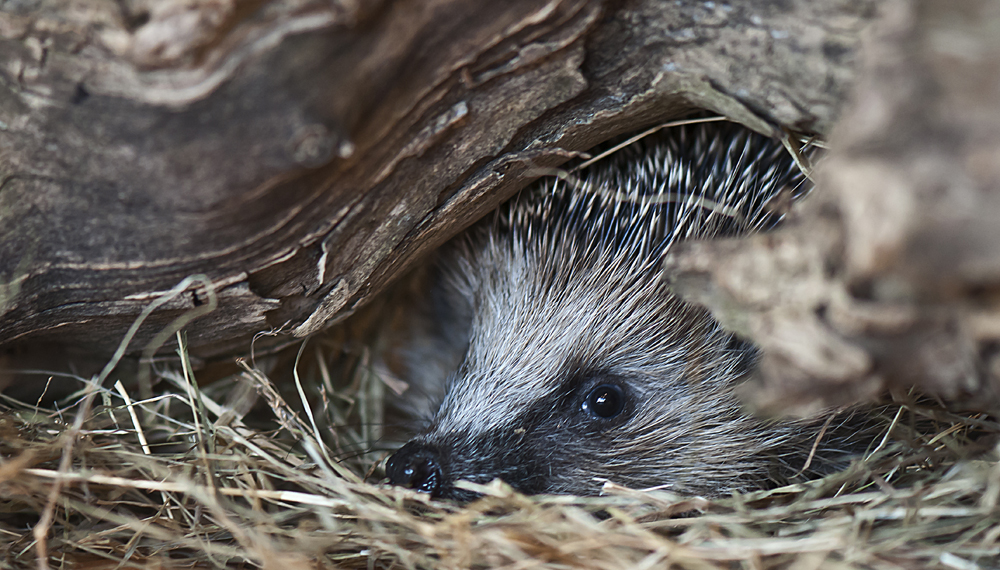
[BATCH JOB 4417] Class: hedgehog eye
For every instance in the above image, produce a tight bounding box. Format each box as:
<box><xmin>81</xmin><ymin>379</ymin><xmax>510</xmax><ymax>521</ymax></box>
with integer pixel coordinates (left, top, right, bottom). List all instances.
<box><xmin>581</xmin><ymin>384</ymin><xmax>625</xmax><ymax>419</ymax></box>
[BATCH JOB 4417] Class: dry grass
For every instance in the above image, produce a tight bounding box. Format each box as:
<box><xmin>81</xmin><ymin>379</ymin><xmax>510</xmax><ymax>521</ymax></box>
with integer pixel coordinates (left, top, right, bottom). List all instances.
<box><xmin>1</xmin><ymin>317</ymin><xmax>998</xmax><ymax>570</ymax></box>
<box><xmin>1</xmin><ymin>120</ymin><xmax>998</xmax><ymax>569</ymax></box>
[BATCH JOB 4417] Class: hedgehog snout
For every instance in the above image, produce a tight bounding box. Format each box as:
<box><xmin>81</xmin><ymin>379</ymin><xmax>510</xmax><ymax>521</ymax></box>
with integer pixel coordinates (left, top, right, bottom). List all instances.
<box><xmin>386</xmin><ymin>441</ymin><xmax>443</xmax><ymax>496</ymax></box>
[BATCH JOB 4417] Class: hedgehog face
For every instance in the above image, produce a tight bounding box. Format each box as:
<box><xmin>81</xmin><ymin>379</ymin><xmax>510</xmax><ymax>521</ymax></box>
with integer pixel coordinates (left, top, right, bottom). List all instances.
<box><xmin>386</xmin><ymin>122</ymin><xmax>835</xmax><ymax>501</ymax></box>
<box><xmin>386</xmin><ymin>259</ymin><xmax>775</xmax><ymax>500</ymax></box>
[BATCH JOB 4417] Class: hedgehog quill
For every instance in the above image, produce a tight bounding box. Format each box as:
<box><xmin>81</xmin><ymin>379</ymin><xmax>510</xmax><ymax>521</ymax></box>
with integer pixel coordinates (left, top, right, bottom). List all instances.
<box><xmin>386</xmin><ymin>121</ymin><xmax>877</xmax><ymax>502</ymax></box>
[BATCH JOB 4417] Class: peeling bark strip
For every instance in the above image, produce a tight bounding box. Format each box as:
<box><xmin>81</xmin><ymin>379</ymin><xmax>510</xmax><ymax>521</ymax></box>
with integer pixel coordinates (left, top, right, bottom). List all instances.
<box><xmin>0</xmin><ymin>1</ymin><xmax>873</xmax><ymax>365</ymax></box>
<box><xmin>665</xmin><ymin>0</ymin><xmax>1000</xmax><ymax>413</ymax></box>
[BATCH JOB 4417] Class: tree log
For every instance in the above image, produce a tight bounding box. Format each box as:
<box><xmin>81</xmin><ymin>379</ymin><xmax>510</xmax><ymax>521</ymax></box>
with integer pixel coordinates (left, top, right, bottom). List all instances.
<box><xmin>0</xmin><ymin>0</ymin><xmax>875</xmax><ymax>365</ymax></box>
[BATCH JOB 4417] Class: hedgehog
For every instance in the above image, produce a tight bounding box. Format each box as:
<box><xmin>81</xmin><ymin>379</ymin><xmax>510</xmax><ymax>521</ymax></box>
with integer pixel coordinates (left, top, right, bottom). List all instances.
<box><xmin>385</xmin><ymin>121</ymin><xmax>875</xmax><ymax>502</ymax></box>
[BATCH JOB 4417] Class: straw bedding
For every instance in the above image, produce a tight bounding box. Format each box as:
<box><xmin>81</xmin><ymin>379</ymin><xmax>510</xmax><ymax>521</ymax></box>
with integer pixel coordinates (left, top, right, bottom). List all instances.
<box><xmin>1</xmin><ymin>320</ymin><xmax>997</xmax><ymax>569</ymax></box>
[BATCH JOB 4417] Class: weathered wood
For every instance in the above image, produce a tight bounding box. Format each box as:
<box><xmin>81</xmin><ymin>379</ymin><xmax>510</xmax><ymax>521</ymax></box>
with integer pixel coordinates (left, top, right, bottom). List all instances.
<box><xmin>665</xmin><ymin>0</ymin><xmax>1000</xmax><ymax>413</ymax></box>
<box><xmin>0</xmin><ymin>0</ymin><xmax>875</xmax><ymax>363</ymax></box>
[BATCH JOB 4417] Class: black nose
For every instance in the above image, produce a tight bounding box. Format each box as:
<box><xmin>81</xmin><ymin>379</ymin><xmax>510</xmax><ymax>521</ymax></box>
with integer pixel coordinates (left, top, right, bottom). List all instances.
<box><xmin>385</xmin><ymin>442</ymin><xmax>443</xmax><ymax>496</ymax></box>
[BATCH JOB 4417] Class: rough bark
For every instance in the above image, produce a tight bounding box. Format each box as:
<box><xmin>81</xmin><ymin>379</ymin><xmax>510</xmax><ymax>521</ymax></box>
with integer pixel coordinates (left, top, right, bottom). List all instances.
<box><xmin>665</xmin><ymin>0</ymin><xmax>1000</xmax><ymax>413</ymax></box>
<box><xmin>0</xmin><ymin>0</ymin><xmax>875</xmax><ymax>365</ymax></box>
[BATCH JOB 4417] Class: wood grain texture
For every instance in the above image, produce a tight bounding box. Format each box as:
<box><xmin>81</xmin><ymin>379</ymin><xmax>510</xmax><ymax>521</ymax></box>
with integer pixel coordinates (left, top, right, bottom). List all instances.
<box><xmin>0</xmin><ymin>0</ymin><xmax>875</xmax><ymax>363</ymax></box>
